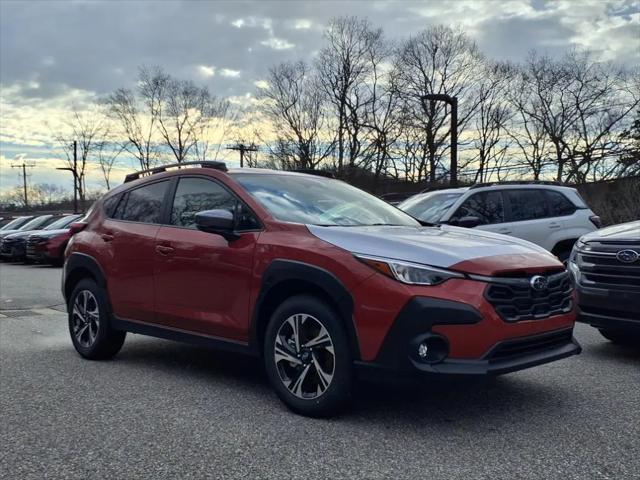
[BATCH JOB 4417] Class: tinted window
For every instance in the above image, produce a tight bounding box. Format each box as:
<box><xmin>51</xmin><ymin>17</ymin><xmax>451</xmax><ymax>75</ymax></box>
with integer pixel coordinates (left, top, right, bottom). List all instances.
<box><xmin>103</xmin><ymin>194</ymin><xmax>121</xmax><ymax>218</ymax></box>
<box><xmin>452</xmin><ymin>192</ymin><xmax>504</xmax><ymax>225</ymax></box>
<box><xmin>171</xmin><ymin>177</ymin><xmax>260</xmax><ymax>230</ymax></box>
<box><xmin>504</xmin><ymin>190</ymin><xmax>549</xmax><ymax>221</ymax></box>
<box><xmin>233</xmin><ymin>173</ymin><xmax>419</xmax><ymax>227</ymax></box>
<box><xmin>120</xmin><ymin>181</ymin><xmax>169</xmax><ymax>224</ymax></box>
<box><xmin>18</xmin><ymin>215</ymin><xmax>56</xmax><ymax>231</ymax></box>
<box><xmin>399</xmin><ymin>192</ymin><xmax>463</xmax><ymax>223</ymax></box>
<box><xmin>0</xmin><ymin>216</ymin><xmax>32</xmax><ymax>230</ymax></box>
<box><xmin>545</xmin><ymin>191</ymin><xmax>575</xmax><ymax>217</ymax></box>
<box><xmin>43</xmin><ymin>215</ymin><xmax>82</xmax><ymax>230</ymax></box>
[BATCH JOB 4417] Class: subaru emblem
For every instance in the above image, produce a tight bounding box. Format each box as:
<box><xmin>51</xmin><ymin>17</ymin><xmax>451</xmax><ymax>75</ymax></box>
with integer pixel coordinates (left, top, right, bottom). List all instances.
<box><xmin>530</xmin><ymin>275</ymin><xmax>548</xmax><ymax>291</ymax></box>
<box><xmin>616</xmin><ymin>249</ymin><xmax>639</xmax><ymax>263</ymax></box>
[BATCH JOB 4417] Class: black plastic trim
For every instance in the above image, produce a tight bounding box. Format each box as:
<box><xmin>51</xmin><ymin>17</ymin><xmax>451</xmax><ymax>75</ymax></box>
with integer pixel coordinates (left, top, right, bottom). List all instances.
<box><xmin>249</xmin><ymin>259</ymin><xmax>360</xmax><ymax>359</ymax></box>
<box><xmin>63</xmin><ymin>252</ymin><xmax>108</xmax><ymax>303</ymax></box>
<box><xmin>373</xmin><ymin>296</ymin><xmax>482</xmax><ymax>371</ymax></box>
<box><xmin>111</xmin><ymin>316</ymin><xmax>257</xmax><ymax>356</ymax></box>
<box><xmin>359</xmin><ymin>328</ymin><xmax>580</xmax><ymax>377</ymax></box>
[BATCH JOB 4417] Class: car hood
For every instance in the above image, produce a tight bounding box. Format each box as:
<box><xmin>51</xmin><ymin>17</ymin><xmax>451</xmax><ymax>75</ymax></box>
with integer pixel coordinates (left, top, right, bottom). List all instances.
<box><xmin>307</xmin><ymin>224</ymin><xmax>559</xmax><ymax>274</ymax></box>
<box><xmin>2</xmin><ymin>229</ymin><xmax>44</xmax><ymax>240</ymax></box>
<box><xmin>579</xmin><ymin>220</ymin><xmax>640</xmax><ymax>243</ymax></box>
<box><xmin>30</xmin><ymin>229</ymin><xmax>69</xmax><ymax>239</ymax></box>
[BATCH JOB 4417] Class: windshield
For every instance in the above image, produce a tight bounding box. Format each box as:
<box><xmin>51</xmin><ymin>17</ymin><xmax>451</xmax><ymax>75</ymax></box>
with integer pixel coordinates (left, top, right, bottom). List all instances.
<box><xmin>233</xmin><ymin>173</ymin><xmax>420</xmax><ymax>227</ymax></box>
<box><xmin>43</xmin><ymin>214</ymin><xmax>81</xmax><ymax>230</ymax></box>
<box><xmin>399</xmin><ymin>192</ymin><xmax>463</xmax><ymax>223</ymax></box>
<box><xmin>0</xmin><ymin>216</ymin><xmax>32</xmax><ymax>230</ymax></box>
<box><xmin>18</xmin><ymin>215</ymin><xmax>54</xmax><ymax>231</ymax></box>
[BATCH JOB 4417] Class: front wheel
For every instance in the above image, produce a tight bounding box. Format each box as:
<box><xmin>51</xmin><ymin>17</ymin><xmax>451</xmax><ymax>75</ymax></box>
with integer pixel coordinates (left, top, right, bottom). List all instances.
<box><xmin>264</xmin><ymin>295</ymin><xmax>353</xmax><ymax>417</ymax></box>
<box><xmin>68</xmin><ymin>279</ymin><xmax>126</xmax><ymax>360</ymax></box>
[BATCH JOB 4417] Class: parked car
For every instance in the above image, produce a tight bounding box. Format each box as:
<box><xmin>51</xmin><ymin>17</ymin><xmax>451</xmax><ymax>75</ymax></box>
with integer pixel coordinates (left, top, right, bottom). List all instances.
<box><xmin>0</xmin><ymin>214</ymin><xmax>64</xmax><ymax>261</ymax></box>
<box><xmin>398</xmin><ymin>182</ymin><xmax>600</xmax><ymax>262</ymax></box>
<box><xmin>25</xmin><ymin>214</ymin><xmax>83</xmax><ymax>264</ymax></box>
<box><xmin>569</xmin><ymin>220</ymin><xmax>640</xmax><ymax>345</ymax></box>
<box><xmin>63</xmin><ymin>162</ymin><xmax>580</xmax><ymax>417</ymax></box>
<box><xmin>0</xmin><ymin>215</ymin><xmax>34</xmax><ymax>234</ymax></box>
<box><xmin>0</xmin><ymin>217</ymin><xmax>14</xmax><ymax>229</ymax></box>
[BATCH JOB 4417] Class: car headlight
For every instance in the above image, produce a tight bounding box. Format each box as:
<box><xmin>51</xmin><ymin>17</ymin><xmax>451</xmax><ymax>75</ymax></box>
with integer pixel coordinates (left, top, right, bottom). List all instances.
<box><xmin>354</xmin><ymin>254</ymin><xmax>464</xmax><ymax>285</ymax></box>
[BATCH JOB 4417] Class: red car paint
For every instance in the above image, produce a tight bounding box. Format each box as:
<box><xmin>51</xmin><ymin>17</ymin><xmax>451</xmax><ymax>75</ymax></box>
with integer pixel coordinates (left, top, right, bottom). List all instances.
<box><xmin>65</xmin><ymin>167</ymin><xmax>578</xmax><ymax>369</ymax></box>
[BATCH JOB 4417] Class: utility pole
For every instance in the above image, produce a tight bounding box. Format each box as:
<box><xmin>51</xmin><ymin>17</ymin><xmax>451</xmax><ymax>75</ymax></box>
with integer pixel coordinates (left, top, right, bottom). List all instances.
<box><xmin>11</xmin><ymin>159</ymin><xmax>36</xmax><ymax>209</ymax></box>
<box><xmin>56</xmin><ymin>140</ymin><xmax>79</xmax><ymax>213</ymax></box>
<box><xmin>226</xmin><ymin>143</ymin><xmax>258</xmax><ymax>168</ymax></box>
<box><xmin>421</xmin><ymin>94</ymin><xmax>458</xmax><ymax>186</ymax></box>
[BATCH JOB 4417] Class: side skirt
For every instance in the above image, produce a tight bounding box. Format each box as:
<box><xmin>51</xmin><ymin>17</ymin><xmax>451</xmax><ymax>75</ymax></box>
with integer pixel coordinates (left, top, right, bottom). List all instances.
<box><xmin>111</xmin><ymin>316</ymin><xmax>259</xmax><ymax>357</ymax></box>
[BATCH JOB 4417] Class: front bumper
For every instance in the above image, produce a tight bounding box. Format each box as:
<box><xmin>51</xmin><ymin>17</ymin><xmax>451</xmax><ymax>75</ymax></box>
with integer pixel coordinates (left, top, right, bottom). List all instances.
<box><xmin>353</xmin><ymin>291</ymin><xmax>579</xmax><ymax>377</ymax></box>
<box><xmin>0</xmin><ymin>241</ymin><xmax>26</xmax><ymax>259</ymax></box>
<box><xmin>576</xmin><ymin>285</ymin><xmax>640</xmax><ymax>331</ymax></box>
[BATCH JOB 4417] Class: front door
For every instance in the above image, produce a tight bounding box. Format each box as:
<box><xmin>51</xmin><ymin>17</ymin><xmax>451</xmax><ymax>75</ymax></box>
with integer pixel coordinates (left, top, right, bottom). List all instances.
<box><xmin>153</xmin><ymin>176</ymin><xmax>261</xmax><ymax>341</ymax></box>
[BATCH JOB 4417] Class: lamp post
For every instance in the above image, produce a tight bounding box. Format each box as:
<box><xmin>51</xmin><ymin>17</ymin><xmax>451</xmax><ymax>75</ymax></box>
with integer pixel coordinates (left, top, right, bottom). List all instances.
<box><xmin>421</xmin><ymin>94</ymin><xmax>458</xmax><ymax>186</ymax></box>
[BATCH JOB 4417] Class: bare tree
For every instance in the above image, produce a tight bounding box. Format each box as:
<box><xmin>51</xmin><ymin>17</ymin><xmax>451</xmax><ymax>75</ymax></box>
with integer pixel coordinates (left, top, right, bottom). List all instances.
<box><xmin>193</xmin><ymin>98</ymin><xmax>236</xmax><ymax>162</ymax></box>
<box><xmin>96</xmin><ymin>136</ymin><xmax>125</xmax><ymax>189</ymax></box>
<box><xmin>106</xmin><ymin>66</ymin><xmax>165</xmax><ymax>170</ymax></box>
<box><xmin>258</xmin><ymin>60</ymin><xmax>335</xmax><ymax>169</ymax></box>
<box><xmin>395</xmin><ymin>25</ymin><xmax>486</xmax><ymax>184</ymax></box>
<box><xmin>55</xmin><ymin>107</ymin><xmax>106</xmax><ymax>209</ymax></box>
<box><xmin>317</xmin><ymin>17</ymin><xmax>384</xmax><ymax>174</ymax></box>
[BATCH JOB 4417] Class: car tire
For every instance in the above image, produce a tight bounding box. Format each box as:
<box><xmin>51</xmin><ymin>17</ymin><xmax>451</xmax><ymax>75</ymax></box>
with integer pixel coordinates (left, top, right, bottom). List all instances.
<box><xmin>68</xmin><ymin>278</ymin><xmax>126</xmax><ymax>360</ymax></box>
<box><xmin>599</xmin><ymin>329</ymin><xmax>640</xmax><ymax>346</ymax></box>
<box><xmin>264</xmin><ymin>295</ymin><xmax>353</xmax><ymax>417</ymax></box>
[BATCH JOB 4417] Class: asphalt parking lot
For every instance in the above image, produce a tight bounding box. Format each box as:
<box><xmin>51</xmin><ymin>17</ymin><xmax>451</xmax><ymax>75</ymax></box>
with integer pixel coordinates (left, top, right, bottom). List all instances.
<box><xmin>0</xmin><ymin>262</ymin><xmax>638</xmax><ymax>479</ymax></box>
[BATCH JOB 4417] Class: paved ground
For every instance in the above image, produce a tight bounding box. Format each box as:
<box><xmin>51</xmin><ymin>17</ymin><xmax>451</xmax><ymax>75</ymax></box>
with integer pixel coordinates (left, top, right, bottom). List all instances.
<box><xmin>0</xmin><ymin>262</ymin><xmax>638</xmax><ymax>479</ymax></box>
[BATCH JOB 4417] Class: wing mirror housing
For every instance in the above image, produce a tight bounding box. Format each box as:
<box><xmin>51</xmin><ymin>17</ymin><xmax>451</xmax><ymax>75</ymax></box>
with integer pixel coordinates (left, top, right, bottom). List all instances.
<box><xmin>457</xmin><ymin>216</ymin><xmax>481</xmax><ymax>228</ymax></box>
<box><xmin>195</xmin><ymin>210</ymin><xmax>240</xmax><ymax>241</ymax></box>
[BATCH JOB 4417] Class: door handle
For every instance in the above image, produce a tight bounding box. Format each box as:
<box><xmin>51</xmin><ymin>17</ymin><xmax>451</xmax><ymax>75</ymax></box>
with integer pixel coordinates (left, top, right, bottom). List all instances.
<box><xmin>497</xmin><ymin>228</ymin><xmax>512</xmax><ymax>234</ymax></box>
<box><xmin>101</xmin><ymin>233</ymin><xmax>114</xmax><ymax>242</ymax></box>
<box><xmin>156</xmin><ymin>245</ymin><xmax>175</xmax><ymax>255</ymax></box>
<box><xmin>548</xmin><ymin>222</ymin><xmax>561</xmax><ymax>229</ymax></box>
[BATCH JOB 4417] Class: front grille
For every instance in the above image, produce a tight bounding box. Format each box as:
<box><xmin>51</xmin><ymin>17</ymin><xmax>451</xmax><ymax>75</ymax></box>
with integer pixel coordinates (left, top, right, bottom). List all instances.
<box><xmin>26</xmin><ymin>236</ymin><xmax>43</xmax><ymax>256</ymax></box>
<box><xmin>487</xmin><ymin>329</ymin><xmax>574</xmax><ymax>361</ymax></box>
<box><xmin>576</xmin><ymin>241</ymin><xmax>640</xmax><ymax>293</ymax></box>
<box><xmin>484</xmin><ymin>270</ymin><xmax>573</xmax><ymax>322</ymax></box>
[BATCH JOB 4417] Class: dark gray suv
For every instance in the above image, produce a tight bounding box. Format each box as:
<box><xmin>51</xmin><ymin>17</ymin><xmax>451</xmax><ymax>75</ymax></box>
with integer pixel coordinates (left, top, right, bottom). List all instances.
<box><xmin>569</xmin><ymin>220</ymin><xmax>640</xmax><ymax>344</ymax></box>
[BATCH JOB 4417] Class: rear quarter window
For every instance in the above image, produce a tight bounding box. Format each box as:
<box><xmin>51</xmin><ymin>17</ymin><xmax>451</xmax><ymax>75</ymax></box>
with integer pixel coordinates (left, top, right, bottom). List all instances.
<box><xmin>545</xmin><ymin>191</ymin><xmax>577</xmax><ymax>216</ymax></box>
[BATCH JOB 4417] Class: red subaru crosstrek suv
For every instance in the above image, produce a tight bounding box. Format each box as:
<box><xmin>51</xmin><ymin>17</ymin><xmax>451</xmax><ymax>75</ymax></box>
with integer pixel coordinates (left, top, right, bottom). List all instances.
<box><xmin>63</xmin><ymin>162</ymin><xmax>580</xmax><ymax>416</ymax></box>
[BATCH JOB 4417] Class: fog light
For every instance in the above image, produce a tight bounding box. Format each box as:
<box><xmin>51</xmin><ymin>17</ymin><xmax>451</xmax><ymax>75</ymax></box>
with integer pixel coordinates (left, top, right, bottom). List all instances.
<box><xmin>418</xmin><ymin>343</ymin><xmax>429</xmax><ymax>358</ymax></box>
<box><xmin>413</xmin><ymin>335</ymin><xmax>449</xmax><ymax>364</ymax></box>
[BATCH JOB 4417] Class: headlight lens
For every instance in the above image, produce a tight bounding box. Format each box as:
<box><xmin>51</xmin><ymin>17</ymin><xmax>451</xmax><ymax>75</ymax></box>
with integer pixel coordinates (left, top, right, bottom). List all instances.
<box><xmin>354</xmin><ymin>254</ymin><xmax>464</xmax><ymax>285</ymax></box>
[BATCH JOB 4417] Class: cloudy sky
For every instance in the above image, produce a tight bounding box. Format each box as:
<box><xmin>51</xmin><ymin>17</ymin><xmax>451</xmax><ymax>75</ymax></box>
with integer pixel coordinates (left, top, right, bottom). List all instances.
<box><xmin>1</xmin><ymin>0</ymin><xmax>639</xmax><ymax>194</ymax></box>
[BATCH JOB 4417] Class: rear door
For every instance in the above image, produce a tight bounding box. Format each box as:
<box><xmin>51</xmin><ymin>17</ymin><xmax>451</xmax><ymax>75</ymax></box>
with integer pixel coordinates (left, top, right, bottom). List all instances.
<box><xmin>502</xmin><ymin>189</ymin><xmax>556</xmax><ymax>249</ymax></box>
<box><xmin>153</xmin><ymin>176</ymin><xmax>261</xmax><ymax>341</ymax></box>
<box><xmin>100</xmin><ymin>180</ymin><xmax>170</xmax><ymax>323</ymax></box>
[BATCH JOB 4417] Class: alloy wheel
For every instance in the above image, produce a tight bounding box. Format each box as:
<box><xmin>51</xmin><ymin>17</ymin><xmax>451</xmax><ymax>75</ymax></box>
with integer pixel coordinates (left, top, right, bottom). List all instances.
<box><xmin>274</xmin><ymin>313</ymin><xmax>335</xmax><ymax>399</ymax></box>
<box><xmin>71</xmin><ymin>290</ymin><xmax>100</xmax><ymax>348</ymax></box>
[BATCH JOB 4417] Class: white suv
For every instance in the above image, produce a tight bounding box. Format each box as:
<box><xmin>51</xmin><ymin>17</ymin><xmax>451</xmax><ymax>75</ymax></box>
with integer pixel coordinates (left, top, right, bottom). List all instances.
<box><xmin>398</xmin><ymin>182</ymin><xmax>601</xmax><ymax>262</ymax></box>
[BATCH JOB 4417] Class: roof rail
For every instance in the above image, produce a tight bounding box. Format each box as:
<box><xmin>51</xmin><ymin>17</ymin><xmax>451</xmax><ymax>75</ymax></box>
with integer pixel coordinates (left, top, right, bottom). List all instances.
<box><xmin>469</xmin><ymin>180</ymin><xmax>562</xmax><ymax>189</ymax></box>
<box><xmin>290</xmin><ymin>169</ymin><xmax>336</xmax><ymax>179</ymax></box>
<box><xmin>124</xmin><ymin>161</ymin><xmax>228</xmax><ymax>183</ymax></box>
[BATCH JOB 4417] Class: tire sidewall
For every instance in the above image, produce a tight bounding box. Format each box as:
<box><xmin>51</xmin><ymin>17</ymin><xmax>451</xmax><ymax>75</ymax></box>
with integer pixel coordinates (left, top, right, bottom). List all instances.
<box><xmin>68</xmin><ymin>278</ymin><xmax>113</xmax><ymax>358</ymax></box>
<box><xmin>264</xmin><ymin>295</ymin><xmax>353</xmax><ymax>416</ymax></box>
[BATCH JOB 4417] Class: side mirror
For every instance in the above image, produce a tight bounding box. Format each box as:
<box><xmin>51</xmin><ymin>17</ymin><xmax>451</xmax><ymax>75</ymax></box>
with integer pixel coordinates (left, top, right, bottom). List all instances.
<box><xmin>457</xmin><ymin>216</ymin><xmax>480</xmax><ymax>228</ymax></box>
<box><xmin>68</xmin><ymin>222</ymin><xmax>87</xmax><ymax>235</ymax></box>
<box><xmin>195</xmin><ymin>209</ymin><xmax>239</xmax><ymax>241</ymax></box>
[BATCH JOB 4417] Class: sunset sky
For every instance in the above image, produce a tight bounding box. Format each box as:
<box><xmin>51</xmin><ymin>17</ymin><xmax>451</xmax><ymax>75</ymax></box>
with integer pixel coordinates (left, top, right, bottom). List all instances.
<box><xmin>1</xmin><ymin>0</ymin><xmax>638</xmax><ymax>195</ymax></box>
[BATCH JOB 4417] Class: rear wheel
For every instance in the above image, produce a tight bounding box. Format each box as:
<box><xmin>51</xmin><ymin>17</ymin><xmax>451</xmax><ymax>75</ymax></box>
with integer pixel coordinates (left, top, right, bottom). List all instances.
<box><xmin>264</xmin><ymin>295</ymin><xmax>353</xmax><ymax>417</ymax></box>
<box><xmin>68</xmin><ymin>279</ymin><xmax>126</xmax><ymax>359</ymax></box>
<box><xmin>599</xmin><ymin>329</ymin><xmax>640</xmax><ymax>346</ymax></box>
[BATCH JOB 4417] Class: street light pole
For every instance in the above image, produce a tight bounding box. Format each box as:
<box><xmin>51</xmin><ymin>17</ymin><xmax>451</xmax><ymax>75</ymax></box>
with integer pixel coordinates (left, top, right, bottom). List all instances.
<box><xmin>421</xmin><ymin>94</ymin><xmax>458</xmax><ymax>186</ymax></box>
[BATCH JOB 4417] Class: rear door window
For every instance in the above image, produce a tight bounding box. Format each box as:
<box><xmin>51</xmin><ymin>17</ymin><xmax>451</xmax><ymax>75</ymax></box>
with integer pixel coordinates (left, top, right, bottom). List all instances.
<box><xmin>504</xmin><ymin>189</ymin><xmax>549</xmax><ymax>221</ymax></box>
<box><xmin>119</xmin><ymin>181</ymin><xmax>169</xmax><ymax>224</ymax></box>
<box><xmin>451</xmin><ymin>191</ymin><xmax>504</xmax><ymax>225</ymax></box>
